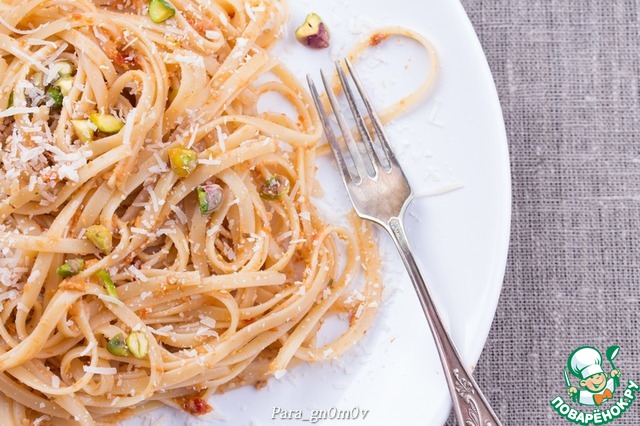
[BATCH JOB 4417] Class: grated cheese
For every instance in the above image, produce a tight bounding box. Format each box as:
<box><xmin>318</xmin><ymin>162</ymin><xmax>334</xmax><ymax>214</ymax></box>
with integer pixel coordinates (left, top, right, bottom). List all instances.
<box><xmin>129</xmin><ymin>265</ymin><xmax>149</xmax><ymax>282</ymax></box>
<box><xmin>146</xmin><ymin>186</ymin><xmax>159</xmax><ymax>213</ymax></box>
<box><xmin>215</xmin><ymin>125</ymin><xmax>227</xmax><ymax>152</ymax></box>
<box><xmin>173</xmin><ymin>54</ymin><xmax>205</xmax><ymax>68</ymax></box>
<box><xmin>299</xmin><ymin>211</ymin><xmax>311</xmax><ymax>221</ymax></box>
<box><xmin>150</xmin><ymin>325</ymin><xmax>173</xmax><ymax>336</ymax></box>
<box><xmin>33</xmin><ymin>415</ymin><xmax>51</xmax><ymax>426</ymax></box>
<box><xmin>0</xmin><ymin>106</ymin><xmax>40</xmax><ymax>118</ymax></box>
<box><xmin>83</xmin><ymin>366</ymin><xmax>117</xmax><ymax>375</ymax></box>
<box><xmin>97</xmin><ymin>294</ymin><xmax>124</xmax><ymax>307</ymax></box>
<box><xmin>26</xmin><ymin>38</ymin><xmax>57</xmax><ymax>47</ymax></box>
<box><xmin>122</xmin><ymin>108</ymin><xmax>137</xmax><ymax>147</ymax></box>
<box><xmin>245</xmin><ymin>3</ymin><xmax>256</xmax><ymax>21</ymax></box>
<box><xmin>199</xmin><ymin>315</ymin><xmax>217</xmax><ymax>329</ymax></box>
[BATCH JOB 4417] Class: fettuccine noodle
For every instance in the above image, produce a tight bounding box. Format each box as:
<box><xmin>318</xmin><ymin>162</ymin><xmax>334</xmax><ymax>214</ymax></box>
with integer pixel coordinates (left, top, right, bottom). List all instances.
<box><xmin>0</xmin><ymin>0</ymin><xmax>437</xmax><ymax>424</ymax></box>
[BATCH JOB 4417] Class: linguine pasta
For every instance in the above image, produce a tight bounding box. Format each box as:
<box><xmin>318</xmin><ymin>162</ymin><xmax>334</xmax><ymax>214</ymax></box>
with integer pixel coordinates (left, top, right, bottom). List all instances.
<box><xmin>0</xmin><ymin>0</ymin><xmax>437</xmax><ymax>424</ymax></box>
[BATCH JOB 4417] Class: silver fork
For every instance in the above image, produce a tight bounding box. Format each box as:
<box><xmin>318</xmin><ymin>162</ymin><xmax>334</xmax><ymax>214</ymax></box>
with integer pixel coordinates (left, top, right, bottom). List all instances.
<box><xmin>307</xmin><ymin>59</ymin><xmax>502</xmax><ymax>426</ymax></box>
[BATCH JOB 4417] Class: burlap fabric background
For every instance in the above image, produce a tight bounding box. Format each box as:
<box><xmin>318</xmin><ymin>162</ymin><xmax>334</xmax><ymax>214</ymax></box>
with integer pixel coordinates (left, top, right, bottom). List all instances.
<box><xmin>445</xmin><ymin>1</ymin><xmax>640</xmax><ymax>425</ymax></box>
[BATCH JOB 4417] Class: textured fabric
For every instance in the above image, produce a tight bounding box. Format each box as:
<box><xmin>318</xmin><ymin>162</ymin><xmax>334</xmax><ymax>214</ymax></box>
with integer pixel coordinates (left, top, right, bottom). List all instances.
<box><xmin>447</xmin><ymin>1</ymin><xmax>640</xmax><ymax>424</ymax></box>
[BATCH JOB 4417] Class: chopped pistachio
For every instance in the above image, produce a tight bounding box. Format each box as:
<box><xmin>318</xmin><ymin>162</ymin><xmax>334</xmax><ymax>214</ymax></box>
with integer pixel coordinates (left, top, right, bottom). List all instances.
<box><xmin>106</xmin><ymin>333</ymin><xmax>129</xmax><ymax>357</ymax></box>
<box><xmin>260</xmin><ymin>175</ymin><xmax>290</xmax><ymax>200</ymax></box>
<box><xmin>169</xmin><ymin>145</ymin><xmax>198</xmax><ymax>178</ymax></box>
<box><xmin>8</xmin><ymin>92</ymin><xmax>13</xmax><ymax>108</ymax></box>
<box><xmin>295</xmin><ymin>13</ymin><xmax>330</xmax><ymax>49</ymax></box>
<box><xmin>47</xmin><ymin>86</ymin><xmax>63</xmax><ymax>110</ymax></box>
<box><xmin>86</xmin><ymin>224</ymin><xmax>113</xmax><ymax>254</ymax></box>
<box><xmin>149</xmin><ymin>0</ymin><xmax>176</xmax><ymax>23</ymax></box>
<box><xmin>54</xmin><ymin>76</ymin><xmax>74</xmax><ymax>96</ymax></box>
<box><xmin>196</xmin><ymin>184</ymin><xmax>223</xmax><ymax>215</ymax></box>
<box><xmin>126</xmin><ymin>331</ymin><xmax>149</xmax><ymax>358</ymax></box>
<box><xmin>56</xmin><ymin>258</ymin><xmax>86</xmax><ymax>277</ymax></box>
<box><xmin>90</xmin><ymin>112</ymin><xmax>124</xmax><ymax>134</ymax></box>
<box><xmin>71</xmin><ymin>120</ymin><xmax>94</xmax><ymax>143</ymax></box>
<box><xmin>96</xmin><ymin>269</ymin><xmax>118</xmax><ymax>298</ymax></box>
<box><xmin>327</xmin><ymin>278</ymin><xmax>334</xmax><ymax>287</ymax></box>
<box><xmin>52</xmin><ymin>60</ymin><xmax>75</xmax><ymax>77</ymax></box>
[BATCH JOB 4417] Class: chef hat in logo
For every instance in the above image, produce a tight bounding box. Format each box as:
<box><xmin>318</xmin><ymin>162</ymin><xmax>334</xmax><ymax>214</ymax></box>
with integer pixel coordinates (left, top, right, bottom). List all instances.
<box><xmin>568</xmin><ymin>346</ymin><xmax>604</xmax><ymax>380</ymax></box>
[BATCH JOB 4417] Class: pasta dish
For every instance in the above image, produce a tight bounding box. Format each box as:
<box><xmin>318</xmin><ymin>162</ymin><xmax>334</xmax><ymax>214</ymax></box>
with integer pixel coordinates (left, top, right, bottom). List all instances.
<box><xmin>0</xmin><ymin>0</ymin><xmax>437</xmax><ymax>424</ymax></box>
<box><xmin>0</xmin><ymin>0</ymin><xmax>378</xmax><ymax>423</ymax></box>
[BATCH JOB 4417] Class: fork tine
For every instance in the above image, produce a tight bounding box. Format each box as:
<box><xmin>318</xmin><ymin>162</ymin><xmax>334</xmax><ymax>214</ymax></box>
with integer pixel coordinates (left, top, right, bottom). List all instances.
<box><xmin>335</xmin><ymin>61</ymin><xmax>378</xmax><ymax>177</ymax></box>
<box><xmin>306</xmin><ymin>75</ymin><xmax>354</xmax><ymax>185</ymax></box>
<box><xmin>344</xmin><ymin>58</ymin><xmax>398</xmax><ymax>170</ymax></box>
<box><xmin>319</xmin><ymin>70</ymin><xmax>368</xmax><ymax>183</ymax></box>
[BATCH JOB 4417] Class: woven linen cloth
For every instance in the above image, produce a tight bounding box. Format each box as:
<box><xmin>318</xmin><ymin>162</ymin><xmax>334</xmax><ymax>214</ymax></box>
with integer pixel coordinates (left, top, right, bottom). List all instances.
<box><xmin>446</xmin><ymin>1</ymin><xmax>640</xmax><ymax>425</ymax></box>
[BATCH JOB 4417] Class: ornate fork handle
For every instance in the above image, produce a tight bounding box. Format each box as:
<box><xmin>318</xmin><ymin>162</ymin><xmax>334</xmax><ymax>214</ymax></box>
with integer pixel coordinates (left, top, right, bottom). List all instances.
<box><xmin>387</xmin><ymin>216</ymin><xmax>501</xmax><ymax>426</ymax></box>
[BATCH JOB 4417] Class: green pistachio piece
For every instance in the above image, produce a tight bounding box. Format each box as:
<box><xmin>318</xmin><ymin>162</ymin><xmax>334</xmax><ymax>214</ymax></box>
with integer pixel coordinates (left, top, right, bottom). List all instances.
<box><xmin>47</xmin><ymin>86</ymin><xmax>63</xmax><ymax>110</ymax></box>
<box><xmin>260</xmin><ymin>175</ymin><xmax>290</xmax><ymax>200</ymax></box>
<box><xmin>52</xmin><ymin>60</ymin><xmax>75</xmax><ymax>77</ymax></box>
<box><xmin>86</xmin><ymin>225</ymin><xmax>113</xmax><ymax>254</ymax></box>
<box><xmin>149</xmin><ymin>0</ymin><xmax>176</xmax><ymax>23</ymax></box>
<box><xmin>196</xmin><ymin>184</ymin><xmax>223</xmax><ymax>215</ymax></box>
<box><xmin>54</xmin><ymin>76</ymin><xmax>74</xmax><ymax>96</ymax></box>
<box><xmin>71</xmin><ymin>120</ymin><xmax>94</xmax><ymax>144</ymax></box>
<box><xmin>126</xmin><ymin>331</ymin><xmax>149</xmax><ymax>358</ymax></box>
<box><xmin>95</xmin><ymin>269</ymin><xmax>118</xmax><ymax>298</ymax></box>
<box><xmin>106</xmin><ymin>333</ymin><xmax>129</xmax><ymax>356</ymax></box>
<box><xmin>169</xmin><ymin>145</ymin><xmax>198</xmax><ymax>178</ymax></box>
<box><xmin>295</xmin><ymin>13</ymin><xmax>330</xmax><ymax>49</ymax></box>
<box><xmin>56</xmin><ymin>258</ymin><xmax>86</xmax><ymax>277</ymax></box>
<box><xmin>89</xmin><ymin>112</ymin><xmax>124</xmax><ymax>134</ymax></box>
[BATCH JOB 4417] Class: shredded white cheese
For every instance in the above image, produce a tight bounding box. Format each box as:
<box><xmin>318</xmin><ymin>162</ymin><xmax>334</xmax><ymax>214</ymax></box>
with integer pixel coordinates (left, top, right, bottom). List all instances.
<box><xmin>97</xmin><ymin>294</ymin><xmax>124</xmax><ymax>307</ymax></box>
<box><xmin>215</xmin><ymin>125</ymin><xmax>227</xmax><ymax>152</ymax></box>
<box><xmin>198</xmin><ymin>158</ymin><xmax>221</xmax><ymax>165</ymax></box>
<box><xmin>33</xmin><ymin>415</ymin><xmax>51</xmax><ymax>426</ymax></box>
<box><xmin>0</xmin><ymin>106</ymin><xmax>40</xmax><ymax>118</ymax></box>
<box><xmin>128</xmin><ymin>265</ymin><xmax>149</xmax><ymax>282</ymax></box>
<box><xmin>83</xmin><ymin>366</ymin><xmax>117</xmax><ymax>375</ymax></box>
<box><xmin>173</xmin><ymin>54</ymin><xmax>205</xmax><ymax>68</ymax></box>
<box><xmin>150</xmin><ymin>325</ymin><xmax>173</xmax><ymax>336</ymax></box>
<box><xmin>122</xmin><ymin>108</ymin><xmax>137</xmax><ymax>146</ymax></box>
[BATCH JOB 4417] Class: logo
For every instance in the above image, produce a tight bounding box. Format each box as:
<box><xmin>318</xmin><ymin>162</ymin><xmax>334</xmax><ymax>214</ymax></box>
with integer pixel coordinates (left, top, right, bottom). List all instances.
<box><xmin>550</xmin><ymin>345</ymin><xmax>638</xmax><ymax>425</ymax></box>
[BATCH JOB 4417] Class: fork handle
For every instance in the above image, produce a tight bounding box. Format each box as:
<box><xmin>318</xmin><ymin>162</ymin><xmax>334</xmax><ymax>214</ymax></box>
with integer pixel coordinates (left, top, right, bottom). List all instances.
<box><xmin>387</xmin><ymin>216</ymin><xmax>502</xmax><ymax>426</ymax></box>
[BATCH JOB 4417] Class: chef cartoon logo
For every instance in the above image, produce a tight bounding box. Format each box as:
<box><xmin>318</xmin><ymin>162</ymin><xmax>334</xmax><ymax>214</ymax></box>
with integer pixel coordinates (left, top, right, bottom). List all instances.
<box><xmin>550</xmin><ymin>345</ymin><xmax>639</xmax><ymax>425</ymax></box>
<box><xmin>565</xmin><ymin>346</ymin><xmax>621</xmax><ymax>406</ymax></box>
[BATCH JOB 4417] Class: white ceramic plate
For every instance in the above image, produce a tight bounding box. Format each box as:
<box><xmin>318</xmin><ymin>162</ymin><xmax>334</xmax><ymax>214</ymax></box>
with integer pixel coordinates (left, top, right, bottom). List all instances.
<box><xmin>125</xmin><ymin>0</ymin><xmax>510</xmax><ymax>425</ymax></box>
